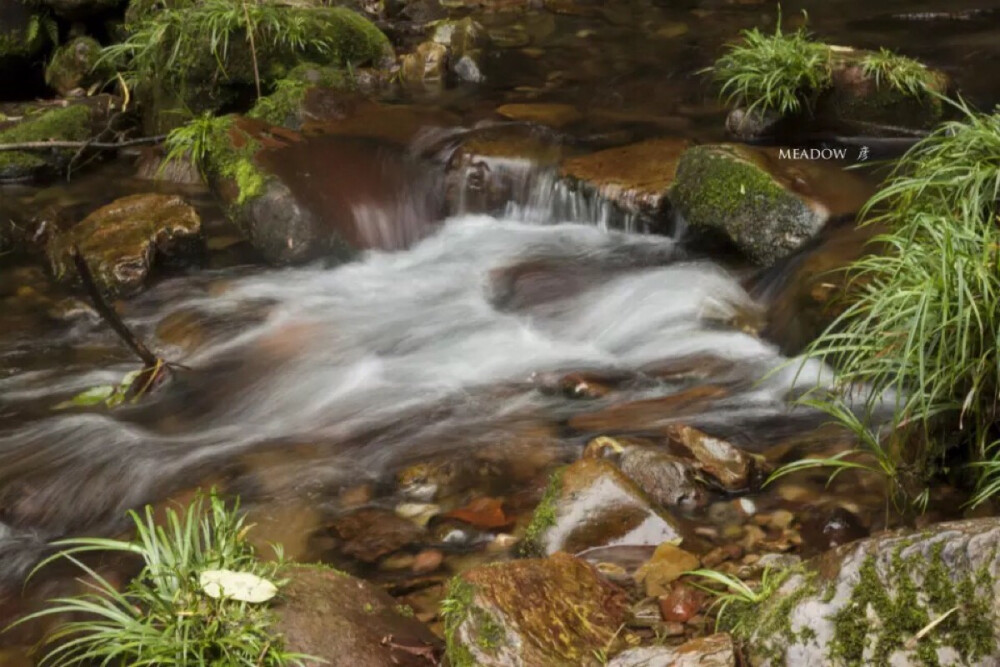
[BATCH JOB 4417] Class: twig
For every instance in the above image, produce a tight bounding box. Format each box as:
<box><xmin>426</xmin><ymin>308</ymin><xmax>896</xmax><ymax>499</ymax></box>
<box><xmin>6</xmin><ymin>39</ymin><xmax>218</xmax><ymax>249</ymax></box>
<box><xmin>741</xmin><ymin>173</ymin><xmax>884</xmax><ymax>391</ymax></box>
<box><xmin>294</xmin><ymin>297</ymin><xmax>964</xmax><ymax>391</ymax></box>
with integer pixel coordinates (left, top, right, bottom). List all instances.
<box><xmin>0</xmin><ymin>136</ymin><xmax>167</xmax><ymax>152</ymax></box>
<box><xmin>242</xmin><ymin>0</ymin><xmax>262</xmax><ymax>100</ymax></box>
<box><xmin>70</xmin><ymin>247</ymin><xmax>160</xmax><ymax>368</ymax></box>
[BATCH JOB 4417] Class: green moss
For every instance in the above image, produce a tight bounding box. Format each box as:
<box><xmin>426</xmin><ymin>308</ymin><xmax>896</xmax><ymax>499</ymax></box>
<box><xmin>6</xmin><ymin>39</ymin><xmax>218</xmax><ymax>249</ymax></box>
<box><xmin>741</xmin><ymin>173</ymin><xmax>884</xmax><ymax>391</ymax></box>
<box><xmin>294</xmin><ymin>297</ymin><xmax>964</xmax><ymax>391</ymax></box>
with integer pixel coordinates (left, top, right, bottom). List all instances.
<box><xmin>248</xmin><ymin>63</ymin><xmax>352</xmax><ymax>127</ymax></box>
<box><xmin>830</xmin><ymin>545</ymin><xmax>996</xmax><ymax>666</ymax></box>
<box><xmin>441</xmin><ymin>577</ymin><xmax>478</xmax><ymax>667</ymax></box>
<box><xmin>395</xmin><ymin>604</ymin><xmax>414</xmax><ymax>618</ymax></box>
<box><xmin>517</xmin><ymin>466</ymin><xmax>565</xmax><ymax>557</ymax></box>
<box><xmin>722</xmin><ymin>568</ymin><xmax>817</xmax><ymax>663</ymax></box>
<box><xmin>45</xmin><ymin>37</ymin><xmax>107</xmax><ymax>93</ymax></box>
<box><xmin>672</xmin><ymin>145</ymin><xmax>785</xmax><ymax>223</ymax></box>
<box><xmin>0</xmin><ymin>12</ymin><xmax>48</xmax><ymax>59</ymax></box>
<box><xmin>0</xmin><ymin>104</ymin><xmax>93</xmax><ymax>178</ymax></box>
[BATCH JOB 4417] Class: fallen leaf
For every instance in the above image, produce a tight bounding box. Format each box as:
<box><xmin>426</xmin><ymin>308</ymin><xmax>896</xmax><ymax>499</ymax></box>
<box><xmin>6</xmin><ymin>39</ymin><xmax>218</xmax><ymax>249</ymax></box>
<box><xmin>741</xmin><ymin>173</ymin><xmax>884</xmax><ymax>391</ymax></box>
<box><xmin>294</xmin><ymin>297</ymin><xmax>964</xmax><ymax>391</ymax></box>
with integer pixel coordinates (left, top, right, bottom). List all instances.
<box><xmin>443</xmin><ymin>497</ymin><xmax>511</xmax><ymax>529</ymax></box>
<box><xmin>199</xmin><ymin>569</ymin><xmax>277</xmax><ymax>603</ymax></box>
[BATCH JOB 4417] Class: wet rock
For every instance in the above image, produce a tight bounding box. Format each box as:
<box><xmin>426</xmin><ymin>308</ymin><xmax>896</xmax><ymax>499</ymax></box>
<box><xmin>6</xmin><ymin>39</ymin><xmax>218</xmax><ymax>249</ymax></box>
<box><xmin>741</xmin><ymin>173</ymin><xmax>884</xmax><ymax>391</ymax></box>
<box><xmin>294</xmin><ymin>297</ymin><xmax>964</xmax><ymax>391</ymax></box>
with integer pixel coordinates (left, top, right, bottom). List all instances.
<box><xmin>568</xmin><ymin>386</ymin><xmax>728</xmax><ymax>433</ymax></box>
<box><xmin>559</xmin><ymin>138</ymin><xmax>689</xmax><ymax>227</ymax></box>
<box><xmin>496</xmin><ymin>103</ymin><xmax>583</xmax><ymax>129</ymax></box>
<box><xmin>330</xmin><ymin>507</ymin><xmax>426</xmax><ymax>563</ymax></box>
<box><xmin>664</xmin><ymin>425</ymin><xmax>764</xmax><ymax>492</ymax></box>
<box><xmin>659</xmin><ymin>581</ymin><xmax>705</xmax><ymax>623</ymax></box>
<box><xmin>274</xmin><ymin>564</ymin><xmax>441</xmax><ymax>666</ymax></box>
<box><xmin>518</xmin><ymin>458</ymin><xmax>696</xmax><ymax>557</ymax></box>
<box><xmin>432</xmin><ymin>16</ymin><xmax>489</xmax><ymax>83</ymax></box>
<box><xmin>45</xmin><ymin>37</ymin><xmax>105</xmax><ymax>96</ymax></box>
<box><xmin>634</xmin><ymin>542</ymin><xmax>701</xmax><ymax>597</ymax></box>
<box><xmin>742</xmin><ymin>518</ymin><xmax>1000</xmax><ymax>666</ymax></box>
<box><xmin>0</xmin><ymin>97</ymin><xmax>118</xmax><ymax>183</ymax></box>
<box><xmin>443</xmin><ymin>552</ymin><xmax>628</xmax><ymax>667</ymax></box>
<box><xmin>609</xmin><ymin>634</ymin><xmax>736</xmax><ymax>667</ymax></box>
<box><xmin>725</xmin><ymin>107</ymin><xmax>783</xmax><ymax>141</ymax></box>
<box><xmin>446</xmin><ymin>125</ymin><xmax>562</xmax><ymax>215</ymax></box>
<box><xmin>400</xmin><ymin>41</ymin><xmax>449</xmax><ymax>86</ymax></box>
<box><xmin>670</xmin><ymin>143</ymin><xmax>869</xmax><ymax>266</ymax></box>
<box><xmin>618</xmin><ymin>445</ymin><xmax>707</xmax><ymax>510</ymax></box>
<box><xmin>799</xmin><ymin>505</ymin><xmax>868</xmax><ymax>554</ymax></box>
<box><xmin>247</xmin><ymin>63</ymin><xmax>356</xmax><ymax>129</ymax></box>
<box><xmin>46</xmin><ymin>193</ymin><xmax>202</xmax><ymax>295</ymax></box>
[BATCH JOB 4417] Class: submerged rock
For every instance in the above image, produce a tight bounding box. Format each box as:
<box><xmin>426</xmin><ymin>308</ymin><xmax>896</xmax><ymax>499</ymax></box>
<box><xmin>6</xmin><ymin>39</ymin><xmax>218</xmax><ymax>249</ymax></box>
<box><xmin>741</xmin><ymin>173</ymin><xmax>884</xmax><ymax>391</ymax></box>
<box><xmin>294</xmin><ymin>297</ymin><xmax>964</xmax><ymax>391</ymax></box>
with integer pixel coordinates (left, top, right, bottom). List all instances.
<box><xmin>559</xmin><ymin>138</ymin><xmax>690</xmax><ymax>228</ymax></box>
<box><xmin>45</xmin><ymin>36</ymin><xmax>105</xmax><ymax>96</ymax></box>
<box><xmin>443</xmin><ymin>552</ymin><xmax>628</xmax><ymax>667</ymax></box>
<box><xmin>274</xmin><ymin>565</ymin><xmax>441</xmax><ymax>666</ymax></box>
<box><xmin>495</xmin><ymin>103</ymin><xmax>583</xmax><ymax>129</ymax></box>
<box><xmin>46</xmin><ymin>193</ymin><xmax>202</xmax><ymax>295</ymax></box>
<box><xmin>740</xmin><ymin>518</ymin><xmax>1000</xmax><ymax>666</ymax></box>
<box><xmin>670</xmin><ymin>144</ymin><xmax>867</xmax><ymax>266</ymax></box>
<box><xmin>518</xmin><ymin>458</ymin><xmax>696</xmax><ymax>557</ymax></box>
<box><xmin>609</xmin><ymin>634</ymin><xmax>736</xmax><ymax>667</ymax></box>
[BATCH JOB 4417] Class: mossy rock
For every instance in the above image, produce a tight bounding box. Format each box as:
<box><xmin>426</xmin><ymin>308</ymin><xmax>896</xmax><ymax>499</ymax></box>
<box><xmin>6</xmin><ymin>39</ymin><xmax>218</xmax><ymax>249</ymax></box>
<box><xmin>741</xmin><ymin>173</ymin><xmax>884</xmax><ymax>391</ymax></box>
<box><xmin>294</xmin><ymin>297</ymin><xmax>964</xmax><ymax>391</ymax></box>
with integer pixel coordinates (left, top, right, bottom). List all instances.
<box><xmin>670</xmin><ymin>144</ymin><xmax>829</xmax><ymax>266</ymax></box>
<box><xmin>738</xmin><ymin>518</ymin><xmax>1000</xmax><ymax>666</ymax></box>
<box><xmin>47</xmin><ymin>193</ymin><xmax>202</xmax><ymax>295</ymax></box>
<box><xmin>247</xmin><ymin>62</ymin><xmax>354</xmax><ymax>129</ymax></box>
<box><xmin>442</xmin><ymin>553</ymin><xmax>629</xmax><ymax>667</ymax></box>
<box><xmin>132</xmin><ymin>4</ymin><xmax>392</xmax><ymax>133</ymax></box>
<box><xmin>45</xmin><ymin>36</ymin><xmax>107</xmax><ymax>96</ymax></box>
<box><xmin>0</xmin><ymin>100</ymin><xmax>107</xmax><ymax>183</ymax></box>
<box><xmin>517</xmin><ymin>458</ymin><xmax>697</xmax><ymax>557</ymax></box>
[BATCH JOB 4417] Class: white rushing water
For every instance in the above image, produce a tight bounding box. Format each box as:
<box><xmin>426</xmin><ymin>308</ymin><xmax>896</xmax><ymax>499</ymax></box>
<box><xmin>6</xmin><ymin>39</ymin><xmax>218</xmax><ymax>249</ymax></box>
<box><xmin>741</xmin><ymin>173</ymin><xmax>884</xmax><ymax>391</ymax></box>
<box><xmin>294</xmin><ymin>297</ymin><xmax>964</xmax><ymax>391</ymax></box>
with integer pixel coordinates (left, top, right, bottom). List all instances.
<box><xmin>0</xmin><ymin>213</ymin><xmax>833</xmax><ymax>576</ymax></box>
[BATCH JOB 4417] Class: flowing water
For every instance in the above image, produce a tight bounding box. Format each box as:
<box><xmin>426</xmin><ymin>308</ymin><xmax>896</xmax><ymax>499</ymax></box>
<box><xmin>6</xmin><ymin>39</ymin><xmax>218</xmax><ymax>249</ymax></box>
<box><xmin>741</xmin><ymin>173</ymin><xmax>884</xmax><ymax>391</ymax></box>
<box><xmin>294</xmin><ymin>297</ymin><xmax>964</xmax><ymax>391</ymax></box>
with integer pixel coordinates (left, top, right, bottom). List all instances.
<box><xmin>3</xmin><ymin>0</ymin><xmax>1000</xmax><ymax>651</ymax></box>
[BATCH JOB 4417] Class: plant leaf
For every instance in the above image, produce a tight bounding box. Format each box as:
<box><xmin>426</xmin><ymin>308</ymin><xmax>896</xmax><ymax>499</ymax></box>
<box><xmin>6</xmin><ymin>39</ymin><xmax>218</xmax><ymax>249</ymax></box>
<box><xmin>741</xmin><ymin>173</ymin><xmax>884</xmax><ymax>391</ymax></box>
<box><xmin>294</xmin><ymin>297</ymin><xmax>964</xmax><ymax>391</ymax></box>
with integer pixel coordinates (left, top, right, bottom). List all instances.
<box><xmin>199</xmin><ymin>569</ymin><xmax>277</xmax><ymax>603</ymax></box>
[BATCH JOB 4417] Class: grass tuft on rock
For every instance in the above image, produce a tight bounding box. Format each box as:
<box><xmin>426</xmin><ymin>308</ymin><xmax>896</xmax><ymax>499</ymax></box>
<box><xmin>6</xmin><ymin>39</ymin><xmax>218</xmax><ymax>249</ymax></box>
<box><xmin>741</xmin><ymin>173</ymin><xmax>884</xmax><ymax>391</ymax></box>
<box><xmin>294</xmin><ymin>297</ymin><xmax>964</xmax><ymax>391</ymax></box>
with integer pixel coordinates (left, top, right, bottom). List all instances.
<box><xmin>860</xmin><ymin>48</ymin><xmax>938</xmax><ymax>99</ymax></box>
<box><xmin>800</xmin><ymin>99</ymin><xmax>1000</xmax><ymax>505</ymax></box>
<box><xmin>708</xmin><ymin>11</ymin><xmax>831</xmax><ymax>116</ymax></box>
<box><xmin>10</xmin><ymin>492</ymin><xmax>312</xmax><ymax>666</ymax></box>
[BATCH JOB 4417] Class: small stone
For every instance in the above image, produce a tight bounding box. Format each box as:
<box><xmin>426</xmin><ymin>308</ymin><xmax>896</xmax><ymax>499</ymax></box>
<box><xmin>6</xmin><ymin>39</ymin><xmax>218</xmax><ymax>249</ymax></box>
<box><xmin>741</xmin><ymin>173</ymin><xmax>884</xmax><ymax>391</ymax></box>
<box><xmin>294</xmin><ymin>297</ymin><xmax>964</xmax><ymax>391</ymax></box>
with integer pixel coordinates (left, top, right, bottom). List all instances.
<box><xmin>701</xmin><ymin>544</ymin><xmax>743</xmax><ymax>568</ymax></box>
<box><xmin>394</xmin><ymin>502</ymin><xmax>440</xmax><ymax>527</ymax></box>
<box><xmin>412</xmin><ymin>548</ymin><xmax>443</xmax><ymax>573</ymax></box>
<box><xmin>659</xmin><ymin>582</ymin><xmax>705</xmax><ymax>623</ymax></box>
<box><xmin>635</xmin><ymin>543</ymin><xmax>701</xmax><ymax>597</ymax></box>
<box><xmin>665</xmin><ymin>425</ymin><xmax>760</xmax><ymax>491</ymax></box>
<box><xmin>330</xmin><ymin>508</ymin><xmax>425</xmax><ymax>563</ymax></box>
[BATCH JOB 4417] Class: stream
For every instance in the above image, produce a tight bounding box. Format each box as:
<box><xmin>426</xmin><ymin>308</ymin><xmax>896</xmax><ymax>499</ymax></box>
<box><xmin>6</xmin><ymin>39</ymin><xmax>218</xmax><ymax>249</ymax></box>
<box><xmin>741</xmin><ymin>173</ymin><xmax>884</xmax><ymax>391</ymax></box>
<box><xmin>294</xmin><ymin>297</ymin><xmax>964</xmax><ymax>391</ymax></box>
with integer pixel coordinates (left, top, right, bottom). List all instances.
<box><xmin>3</xmin><ymin>0</ymin><xmax>1000</xmax><ymax>656</ymax></box>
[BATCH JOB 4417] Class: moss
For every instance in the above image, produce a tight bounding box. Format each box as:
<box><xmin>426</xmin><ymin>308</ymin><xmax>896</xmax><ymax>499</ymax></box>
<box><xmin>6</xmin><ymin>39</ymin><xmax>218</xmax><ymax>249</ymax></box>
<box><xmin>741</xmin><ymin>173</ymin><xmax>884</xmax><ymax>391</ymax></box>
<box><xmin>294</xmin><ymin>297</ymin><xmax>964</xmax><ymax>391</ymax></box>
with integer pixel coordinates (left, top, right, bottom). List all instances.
<box><xmin>517</xmin><ymin>466</ymin><xmax>565</xmax><ymax>557</ymax></box>
<box><xmin>248</xmin><ymin>63</ymin><xmax>352</xmax><ymax>127</ymax></box>
<box><xmin>0</xmin><ymin>104</ymin><xmax>93</xmax><ymax>179</ymax></box>
<box><xmin>672</xmin><ymin>145</ymin><xmax>785</xmax><ymax>223</ymax></box>
<box><xmin>201</xmin><ymin>116</ymin><xmax>269</xmax><ymax>206</ymax></box>
<box><xmin>441</xmin><ymin>577</ymin><xmax>478</xmax><ymax>667</ymax></box>
<box><xmin>394</xmin><ymin>604</ymin><xmax>414</xmax><ymax>618</ymax></box>
<box><xmin>45</xmin><ymin>37</ymin><xmax>107</xmax><ymax>93</ymax></box>
<box><xmin>723</xmin><ymin>568</ymin><xmax>818</xmax><ymax>663</ymax></box>
<box><xmin>0</xmin><ymin>12</ymin><xmax>48</xmax><ymax>59</ymax></box>
<box><xmin>830</xmin><ymin>545</ymin><xmax>996</xmax><ymax>666</ymax></box>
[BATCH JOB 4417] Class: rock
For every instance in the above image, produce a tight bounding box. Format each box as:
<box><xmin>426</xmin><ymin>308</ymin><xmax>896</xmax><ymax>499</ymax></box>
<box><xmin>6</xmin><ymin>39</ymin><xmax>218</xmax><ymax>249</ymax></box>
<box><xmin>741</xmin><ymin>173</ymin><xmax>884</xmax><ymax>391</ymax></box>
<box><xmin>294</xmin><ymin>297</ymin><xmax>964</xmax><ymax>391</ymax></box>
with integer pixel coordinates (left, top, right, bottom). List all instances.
<box><xmin>443</xmin><ymin>552</ymin><xmax>629</xmax><ymax>667</ymax></box>
<box><xmin>670</xmin><ymin>143</ymin><xmax>869</xmax><ymax>266</ymax></box>
<box><xmin>0</xmin><ymin>97</ymin><xmax>117</xmax><ymax>183</ymax></box>
<box><xmin>247</xmin><ymin>63</ymin><xmax>356</xmax><ymax>129</ymax></box>
<box><xmin>634</xmin><ymin>542</ymin><xmax>701</xmax><ymax>597</ymax></box>
<box><xmin>46</xmin><ymin>193</ymin><xmax>202</xmax><ymax>295</ymax></box>
<box><xmin>45</xmin><ymin>37</ymin><xmax>105</xmax><ymax>96</ymax></box>
<box><xmin>400</xmin><ymin>41</ymin><xmax>449</xmax><ymax>86</ymax></box>
<box><xmin>664</xmin><ymin>425</ymin><xmax>763</xmax><ymax>492</ymax></box>
<box><xmin>559</xmin><ymin>138</ymin><xmax>689</xmax><ymax>227</ymax></box>
<box><xmin>273</xmin><ymin>565</ymin><xmax>441</xmax><ymax>666</ymax></box>
<box><xmin>330</xmin><ymin>507</ymin><xmax>426</xmax><ymax>562</ymax></box>
<box><xmin>40</xmin><ymin>0</ymin><xmax>122</xmax><ymax>20</ymax></box>
<box><xmin>518</xmin><ymin>458</ymin><xmax>696</xmax><ymax>557</ymax></box>
<box><xmin>432</xmin><ymin>17</ymin><xmax>489</xmax><ymax>83</ymax></box>
<box><xmin>496</xmin><ymin>103</ymin><xmax>583</xmax><ymax>129</ymax></box>
<box><xmin>609</xmin><ymin>634</ymin><xmax>736</xmax><ymax>667</ymax></box>
<box><xmin>817</xmin><ymin>47</ymin><xmax>949</xmax><ymax>133</ymax></box>
<box><xmin>741</xmin><ymin>518</ymin><xmax>1000</xmax><ymax>666</ymax></box>
<box><xmin>725</xmin><ymin>107</ymin><xmax>784</xmax><ymax>141</ymax></box>
<box><xmin>659</xmin><ymin>581</ymin><xmax>705</xmax><ymax>623</ymax></box>
<box><xmin>568</xmin><ymin>386</ymin><xmax>728</xmax><ymax>433</ymax></box>
<box><xmin>617</xmin><ymin>445</ymin><xmax>707</xmax><ymax>510</ymax></box>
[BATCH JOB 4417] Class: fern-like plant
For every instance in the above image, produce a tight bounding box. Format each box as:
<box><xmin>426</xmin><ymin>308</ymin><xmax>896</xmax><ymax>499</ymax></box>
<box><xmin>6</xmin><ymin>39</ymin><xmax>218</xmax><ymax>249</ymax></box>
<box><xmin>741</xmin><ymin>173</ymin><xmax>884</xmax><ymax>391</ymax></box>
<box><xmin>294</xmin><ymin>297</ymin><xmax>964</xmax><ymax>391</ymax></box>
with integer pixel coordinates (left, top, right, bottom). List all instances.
<box><xmin>9</xmin><ymin>493</ymin><xmax>314</xmax><ymax>666</ymax></box>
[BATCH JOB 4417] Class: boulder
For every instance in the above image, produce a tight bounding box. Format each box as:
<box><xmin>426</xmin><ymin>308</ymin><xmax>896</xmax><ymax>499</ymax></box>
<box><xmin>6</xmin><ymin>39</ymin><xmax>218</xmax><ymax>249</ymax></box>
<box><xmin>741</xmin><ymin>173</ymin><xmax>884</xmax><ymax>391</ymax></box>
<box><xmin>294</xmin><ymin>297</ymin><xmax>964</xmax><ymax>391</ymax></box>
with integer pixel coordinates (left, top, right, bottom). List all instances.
<box><xmin>443</xmin><ymin>552</ymin><xmax>629</xmax><ymax>667</ymax></box>
<box><xmin>0</xmin><ymin>97</ymin><xmax>117</xmax><ymax>183</ymax></box>
<box><xmin>274</xmin><ymin>565</ymin><xmax>441</xmax><ymax>667</ymax></box>
<box><xmin>46</xmin><ymin>193</ymin><xmax>202</xmax><ymax>295</ymax></box>
<box><xmin>45</xmin><ymin>37</ymin><xmax>108</xmax><ymax>96</ymax></box>
<box><xmin>518</xmin><ymin>458</ymin><xmax>697</xmax><ymax>557</ymax></box>
<box><xmin>608</xmin><ymin>634</ymin><xmax>736</xmax><ymax>667</ymax></box>
<box><xmin>559</xmin><ymin>138</ymin><xmax>689</xmax><ymax>228</ymax></box>
<box><xmin>739</xmin><ymin>518</ymin><xmax>1000</xmax><ymax>666</ymax></box>
<box><xmin>670</xmin><ymin>144</ymin><xmax>869</xmax><ymax>266</ymax></box>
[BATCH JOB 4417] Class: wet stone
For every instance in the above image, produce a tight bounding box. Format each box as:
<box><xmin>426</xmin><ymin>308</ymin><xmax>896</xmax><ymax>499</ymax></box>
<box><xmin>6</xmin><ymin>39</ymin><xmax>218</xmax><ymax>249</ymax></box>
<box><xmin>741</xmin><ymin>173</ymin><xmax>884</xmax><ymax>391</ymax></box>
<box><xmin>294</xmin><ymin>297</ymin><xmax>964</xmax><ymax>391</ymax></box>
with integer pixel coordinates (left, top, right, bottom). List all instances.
<box><xmin>664</xmin><ymin>424</ymin><xmax>763</xmax><ymax>492</ymax></box>
<box><xmin>444</xmin><ymin>552</ymin><xmax>629</xmax><ymax>667</ymax></box>
<box><xmin>46</xmin><ymin>193</ymin><xmax>202</xmax><ymax>295</ymax></box>
<box><xmin>618</xmin><ymin>445</ymin><xmax>707</xmax><ymax>510</ymax></box>
<box><xmin>559</xmin><ymin>138</ymin><xmax>690</xmax><ymax>228</ymax></box>
<box><xmin>45</xmin><ymin>37</ymin><xmax>105</xmax><ymax>96</ymax></box>
<box><xmin>274</xmin><ymin>565</ymin><xmax>441</xmax><ymax>667</ymax></box>
<box><xmin>608</xmin><ymin>634</ymin><xmax>736</xmax><ymax>667</ymax></box>
<box><xmin>518</xmin><ymin>458</ymin><xmax>696</xmax><ymax>557</ymax></box>
<box><xmin>330</xmin><ymin>507</ymin><xmax>426</xmax><ymax>563</ymax></box>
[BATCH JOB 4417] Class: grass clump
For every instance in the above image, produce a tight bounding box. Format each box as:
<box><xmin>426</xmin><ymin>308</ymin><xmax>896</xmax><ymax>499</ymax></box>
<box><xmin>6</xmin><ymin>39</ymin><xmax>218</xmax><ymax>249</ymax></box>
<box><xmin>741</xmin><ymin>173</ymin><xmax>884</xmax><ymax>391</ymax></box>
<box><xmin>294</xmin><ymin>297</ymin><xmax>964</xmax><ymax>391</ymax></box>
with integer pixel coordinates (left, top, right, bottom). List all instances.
<box><xmin>708</xmin><ymin>10</ymin><xmax>831</xmax><ymax>116</ymax></box>
<box><xmin>861</xmin><ymin>48</ymin><xmax>937</xmax><ymax>99</ymax></box>
<box><xmin>794</xmin><ymin>99</ymin><xmax>1000</xmax><ymax>506</ymax></box>
<box><xmin>11</xmin><ymin>493</ymin><xmax>312</xmax><ymax>666</ymax></box>
<box><xmin>440</xmin><ymin>577</ymin><xmax>478</xmax><ymax>667</ymax></box>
